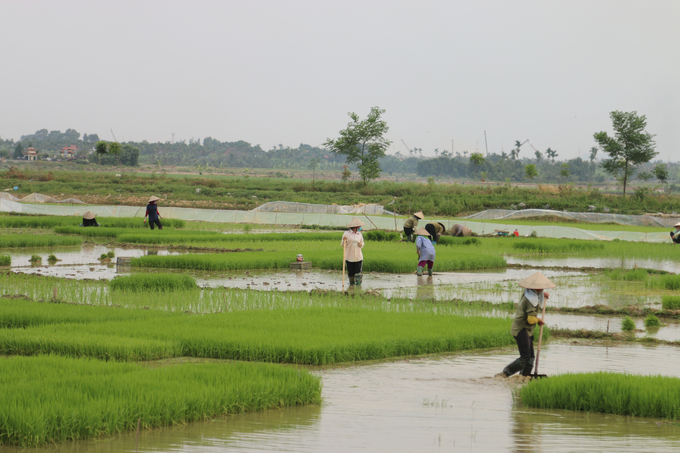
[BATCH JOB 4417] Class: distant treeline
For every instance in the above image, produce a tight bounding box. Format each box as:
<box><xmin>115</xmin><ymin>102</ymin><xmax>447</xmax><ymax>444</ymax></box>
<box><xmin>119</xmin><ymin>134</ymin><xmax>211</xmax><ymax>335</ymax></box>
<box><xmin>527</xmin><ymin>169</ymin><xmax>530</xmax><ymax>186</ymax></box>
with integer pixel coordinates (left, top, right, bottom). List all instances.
<box><xmin>1</xmin><ymin>129</ymin><xmax>677</xmax><ymax>184</ymax></box>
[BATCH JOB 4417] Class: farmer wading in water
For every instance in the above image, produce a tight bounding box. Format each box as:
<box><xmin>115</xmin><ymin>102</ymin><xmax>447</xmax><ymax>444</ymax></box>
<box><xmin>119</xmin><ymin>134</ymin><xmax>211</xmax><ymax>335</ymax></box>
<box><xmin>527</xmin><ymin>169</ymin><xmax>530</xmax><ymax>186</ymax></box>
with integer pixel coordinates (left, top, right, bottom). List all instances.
<box><xmin>342</xmin><ymin>218</ymin><xmax>365</xmax><ymax>286</ymax></box>
<box><xmin>501</xmin><ymin>272</ymin><xmax>556</xmax><ymax>377</ymax></box>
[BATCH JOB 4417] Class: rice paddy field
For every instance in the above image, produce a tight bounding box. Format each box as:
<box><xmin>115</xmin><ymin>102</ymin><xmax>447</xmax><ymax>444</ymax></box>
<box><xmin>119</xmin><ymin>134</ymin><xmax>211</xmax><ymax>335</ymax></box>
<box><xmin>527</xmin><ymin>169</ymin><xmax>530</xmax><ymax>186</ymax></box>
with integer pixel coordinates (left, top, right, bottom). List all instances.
<box><xmin>3</xmin><ymin>212</ymin><xmax>680</xmax><ymax>450</ymax></box>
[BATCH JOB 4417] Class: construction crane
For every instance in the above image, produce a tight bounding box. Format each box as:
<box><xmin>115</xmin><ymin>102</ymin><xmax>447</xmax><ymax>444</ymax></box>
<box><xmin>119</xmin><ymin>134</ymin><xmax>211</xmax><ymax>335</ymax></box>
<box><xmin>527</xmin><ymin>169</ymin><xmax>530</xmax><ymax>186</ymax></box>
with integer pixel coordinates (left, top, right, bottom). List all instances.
<box><xmin>110</xmin><ymin>129</ymin><xmax>117</xmax><ymax>142</ymax></box>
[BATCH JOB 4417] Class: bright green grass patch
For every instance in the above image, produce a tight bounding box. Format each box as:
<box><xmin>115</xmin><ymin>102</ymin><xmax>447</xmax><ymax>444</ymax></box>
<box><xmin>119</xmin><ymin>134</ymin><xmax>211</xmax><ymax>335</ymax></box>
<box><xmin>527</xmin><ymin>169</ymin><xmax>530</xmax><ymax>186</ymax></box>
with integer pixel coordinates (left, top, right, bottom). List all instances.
<box><xmin>512</xmin><ymin>239</ymin><xmax>605</xmax><ymax>253</ymax></box>
<box><xmin>662</xmin><ymin>295</ymin><xmax>680</xmax><ymax>310</ymax></box>
<box><xmin>520</xmin><ymin>372</ymin><xmax>680</xmax><ymax>419</ymax></box>
<box><xmin>0</xmin><ymin>255</ymin><xmax>9</xmax><ymax>266</ymax></box>
<box><xmin>117</xmin><ymin>231</ymin><xmax>343</xmax><ymax>245</ymax></box>
<box><xmin>0</xmin><ymin>234</ymin><xmax>82</xmax><ymax>248</ymax></box>
<box><xmin>109</xmin><ymin>274</ymin><xmax>198</xmax><ymax>292</ymax></box>
<box><xmin>454</xmin><ymin>218</ymin><xmax>670</xmax><ymax>233</ymax></box>
<box><xmin>647</xmin><ymin>275</ymin><xmax>680</xmax><ymax>291</ymax></box>
<box><xmin>0</xmin><ymin>302</ymin><xmax>515</xmax><ymax>364</ymax></box>
<box><xmin>363</xmin><ymin>230</ymin><xmax>400</xmax><ymax>242</ymax></box>
<box><xmin>0</xmin><ymin>355</ymin><xmax>321</xmax><ymax>447</ymax></box>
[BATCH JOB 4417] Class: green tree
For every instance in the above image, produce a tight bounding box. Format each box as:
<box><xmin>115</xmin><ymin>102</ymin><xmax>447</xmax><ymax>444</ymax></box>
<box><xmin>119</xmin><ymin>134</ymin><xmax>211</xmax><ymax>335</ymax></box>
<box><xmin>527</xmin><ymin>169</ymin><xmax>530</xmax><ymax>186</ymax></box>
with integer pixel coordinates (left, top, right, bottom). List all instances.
<box><xmin>652</xmin><ymin>163</ymin><xmax>668</xmax><ymax>185</ymax></box>
<box><xmin>13</xmin><ymin>143</ymin><xmax>24</xmax><ymax>159</ymax></box>
<box><xmin>560</xmin><ymin>163</ymin><xmax>570</xmax><ymax>181</ymax></box>
<box><xmin>95</xmin><ymin>141</ymin><xmax>108</xmax><ymax>163</ymax></box>
<box><xmin>594</xmin><ymin>110</ymin><xmax>657</xmax><ymax>195</ymax></box>
<box><xmin>324</xmin><ymin>106</ymin><xmax>391</xmax><ymax>185</ymax></box>
<box><xmin>545</xmin><ymin>148</ymin><xmax>558</xmax><ymax>162</ymax></box>
<box><xmin>525</xmin><ymin>164</ymin><xmax>538</xmax><ymax>181</ymax></box>
<box><xmin>534</xmin><ymin>150</ymin><xmax>542</xmax><ymax>162</ymax></box>
<box><xmin>589</xmin><ymin>146</ymin><xmax>598</xmax><ymax>163</ymax></box>
<box><xmin>469</xmin><ymin>152</ymin><xmax>485</xmax><ymax>179</ymax></box>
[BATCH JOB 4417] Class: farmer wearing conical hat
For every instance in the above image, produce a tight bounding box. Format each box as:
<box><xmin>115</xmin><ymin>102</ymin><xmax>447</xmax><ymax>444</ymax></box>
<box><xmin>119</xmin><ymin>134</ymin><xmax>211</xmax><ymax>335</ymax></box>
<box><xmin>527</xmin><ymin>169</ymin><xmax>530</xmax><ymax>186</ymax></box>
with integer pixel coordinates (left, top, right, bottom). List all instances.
<box><xmin>425</xmin><ymin>222</ymin><xmax>446</xmax><ymax>244</ymax></box>
<box><xmin>403</xmin><ymin>211</ymin><xmax>424</xmax><ymax>242</ymax></box>
<box><xmin>671</xmin><ymin>222</ymin><xmax>680</xmax><ymax>244</ymax></box>
<box><xmin>451</xmin><ymin>224</ymin><xmax>472</xmax><ymax>237</ymax></box>
<box><xmin>144</xmin><ymin>196</ymin><xmax>164</xmax><ymax>230</ymax></box>
<box><xmin>414</xmin><ymin>227</ymin><xmax>435</xmax><ymax>277</ymax></box>
<box><xmin>342</xmin><ymin>218</ymin><xmax>365</xmax><ymax>286</ymax></box>
<box><xmin>81</xmin><ymin>211</ymin><xmax>100</xmax><ymax>227</ymax></box>
<box><xmin>501</xmin><ymin>272</ymin><xmax>556</xmax><ymax>377</ymax></box>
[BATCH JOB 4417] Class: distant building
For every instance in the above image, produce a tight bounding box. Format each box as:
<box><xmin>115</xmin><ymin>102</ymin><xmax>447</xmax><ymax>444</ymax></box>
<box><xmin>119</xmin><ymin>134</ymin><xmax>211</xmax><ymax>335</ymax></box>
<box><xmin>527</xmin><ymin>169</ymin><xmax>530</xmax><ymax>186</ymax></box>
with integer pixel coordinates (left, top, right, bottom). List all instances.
<box><xmin>24</xmin><ymin>147</ymin><xmax>39</xmax><ymax>161</ymax></box>
<box><xmin>60</xmin><ymin>145</ymin><xmax>78</xmax><ymax>158</ymax></box>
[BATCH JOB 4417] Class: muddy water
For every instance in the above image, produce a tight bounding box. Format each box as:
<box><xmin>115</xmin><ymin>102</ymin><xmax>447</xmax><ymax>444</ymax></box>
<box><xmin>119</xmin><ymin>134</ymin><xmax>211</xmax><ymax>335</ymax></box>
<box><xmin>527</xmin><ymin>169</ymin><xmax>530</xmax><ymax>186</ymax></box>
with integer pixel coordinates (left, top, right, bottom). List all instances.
<box><xmin>551</xmin><ymin>313</ymin><xmax>680</xmax><ymax>342</ymax></box>
<box><xmin>9</xmin><ymin>342</ymin><xmax>680</xmax><ymax>453</ymax></box>
<box><xmin>507</xmin><ymin>255</ymin><xmax>680</xmax><ymax>273</ymax></box>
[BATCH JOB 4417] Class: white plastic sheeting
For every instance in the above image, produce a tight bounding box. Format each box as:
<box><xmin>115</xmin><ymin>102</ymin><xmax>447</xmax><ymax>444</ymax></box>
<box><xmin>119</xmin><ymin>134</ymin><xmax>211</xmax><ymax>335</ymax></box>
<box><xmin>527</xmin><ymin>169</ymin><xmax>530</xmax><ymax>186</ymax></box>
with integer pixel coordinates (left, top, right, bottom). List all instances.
<box><xmin>0</xmin><ymin>199</ymin><xmax>674</xmax><ymax>243</ymax></box>
<box><xmin>466</xmin><ymin>209</ymin><xmax>680</xmax><ymax>228</ymax></box>
<box><xmin>16</xmin><ymin>193</ymin><xmax>84</xmax><ymax>204</ymax></box>
<box><xmin>0</xmin><ymin>192</ymin><xmax>20</xmax><ymax>202</ymax></box>
<box><xmin>253</xmin><ymin>201</ymin><xmax>396</xmax><ymax>216</ymax></box>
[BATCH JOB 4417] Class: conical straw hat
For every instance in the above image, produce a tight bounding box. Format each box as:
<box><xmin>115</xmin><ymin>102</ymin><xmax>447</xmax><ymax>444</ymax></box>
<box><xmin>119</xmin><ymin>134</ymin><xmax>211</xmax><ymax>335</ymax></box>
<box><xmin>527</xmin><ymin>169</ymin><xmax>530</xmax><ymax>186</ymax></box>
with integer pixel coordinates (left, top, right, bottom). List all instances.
<box><xmin>148</xmin><ymin>196</ymin><xmax>160</xmax><ymax>203</ymax></box>
<box><xmin>675</xmin><ymin>222</ymin><xmax>680</xmax><ymax>228</ymax></box>
<box><xmin>518</xmin><ymin>272</ymin><xmax>556</xmax><ymax>289</ymax></box>
<box><xmin>462</xmin><ymin>226</ymin><xmax>472</xmax><ymax>237</ymax></box>
<box><xmin>414</xmin><ymin>227</ymin><xmax>430</xmax><ymax>236</ymax></box>
<box><xmin>413</xmin><ymin>211</ymin><xmax>424</xmax><ymax>219</ymax></box>
<box><xmin>347</xmin><ymin>218</ymin><xmax>365</xmax><ymax>228</ymax></box>
<box><xmin>82</xmin><ymin>211</ymin><xmax>96</xmax><ymax>220</ymax></box>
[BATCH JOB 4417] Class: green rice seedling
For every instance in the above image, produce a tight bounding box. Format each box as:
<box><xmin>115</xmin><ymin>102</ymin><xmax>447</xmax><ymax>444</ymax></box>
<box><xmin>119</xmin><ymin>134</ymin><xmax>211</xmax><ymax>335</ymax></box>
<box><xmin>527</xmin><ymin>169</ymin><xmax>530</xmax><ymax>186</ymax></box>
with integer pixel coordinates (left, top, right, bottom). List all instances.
<box><xmin>0</xmin><ymin>355</ymin><xmax>321</xmax><ymax>446</ymax></box>
<box><xmin>29</xmin><ymin>254</ymin><xmax>42</xmax><ymax>263</ymax></box>
<box><xmin>106</xmin><ymin>251</ymin><xmax>115</xmax><ymax>258</ymax></box>
<box><xmin>621</xmin><ymin>316</ymin><xmax>635</xmax><ymax>331</ymax></box>
<box><xmin>662</xmin><ymin>295</ymin><xmax>680</xmax><ymax>310</ymax></box>
<box><xmin>604</xmin><ymin>268</ymin><xmax>649</xmax><ymax>282</ymax></box>
<box><xmin>109</xmin><ymin>274</ymin><xmax>198</xmax><ymax>292</ymax></box>
<box><xmin>0</xmin><ymin>255</ymin><xmax>9</xmax><ymax>266</ymax></box>
<box><xmin>117</xmin><ymin>231</ymin><xmax>343</xmax><ymax>245</ymax></box>
<box><xmin>47</xmin><ymin>254</ymin><xmax>58</xmax><ymax>262</ymax></box>
<box><xmin>512</xmin><ymin>239</ymin><xmax>605</xmax><ymax>253</ymax></box>
<box><xmin>364</xmin><ymin>230</ymin><xmax>400</xmax><ymax>242</ymax></box>
<box><xmin>520</xmin><ymin>372</ymin><xmax>680</xmax><ymax>419</ymax></box>
<box><xmin>0</xmin><ymin>307</ymin><xmax>517</xmax><ymax>364</ymax></box>
<box><xmin>100</xmin><ymin>253</ymin><xmax>109</xmax><ymax>260</ymax></box>
<box><xmin>0</xmin><ymin>234</ymin><xmax>82</xmax><ymax>248</ymax></box>
<box><xmin>660</xmin><ymin>274</ymin><xmax>680</xmax><ymax>291</ymax></box>
<box><xmin>644</xmin><ymin>314</ymin><xmax>661</xmax><ymax>327</ymax></box>
<box><xmin>438</xmin><ymin>237</ymin><xmax>480</xmax><ymax>246</ymax></box>
<box><xmin>0</xmin><ymin>215</ymin><xmax>186</xmax><ymax>230</ymax></box>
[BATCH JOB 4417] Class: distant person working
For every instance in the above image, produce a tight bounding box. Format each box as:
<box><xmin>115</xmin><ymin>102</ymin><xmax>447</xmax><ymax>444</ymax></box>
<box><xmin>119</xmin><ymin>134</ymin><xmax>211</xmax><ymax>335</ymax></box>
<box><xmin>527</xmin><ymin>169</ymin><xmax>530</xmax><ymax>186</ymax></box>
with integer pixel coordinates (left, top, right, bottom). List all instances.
<box><xmin>672</xmin><ymin>222</ymin><xmax>680</xmax><ymax>244</ymax></box>
<box><xmin>81</xmin><ymin>211</ymin><xmax>100</xmax><ymax>227</ymax></box>
<box><xmin>403</xmin><ymin>212</ymin><xmax>424</xmax><ymax>242</ymax></box>
<box><xmin>144</xmin><ymin>196</ymin><xmax>164</xmax><ymax>230</ymax></box>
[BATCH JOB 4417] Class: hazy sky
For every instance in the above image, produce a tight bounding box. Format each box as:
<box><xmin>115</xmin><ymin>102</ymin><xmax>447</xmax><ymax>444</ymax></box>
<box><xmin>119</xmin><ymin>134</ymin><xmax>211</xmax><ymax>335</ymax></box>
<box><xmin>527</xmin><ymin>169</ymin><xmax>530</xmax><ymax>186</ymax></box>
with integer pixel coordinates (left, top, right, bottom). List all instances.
<box><xmin>1</xmin><ymin>0</ymin><xmax>678</xmax><ymax>160</ymax></box>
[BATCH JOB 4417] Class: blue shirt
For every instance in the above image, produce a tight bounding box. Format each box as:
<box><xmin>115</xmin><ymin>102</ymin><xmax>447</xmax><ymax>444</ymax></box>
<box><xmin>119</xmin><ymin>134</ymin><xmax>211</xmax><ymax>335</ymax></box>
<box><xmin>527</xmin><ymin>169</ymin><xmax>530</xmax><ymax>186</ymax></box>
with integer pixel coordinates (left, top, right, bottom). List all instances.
<box><xmin>146</xmin><ymin>203</ymin><xmax>159</xmax><ymax>221</ymax></box>
<box><xmin>416</xmin><ymin>236</ymin><xmax>436</xmax><ymax>262</ymax></box>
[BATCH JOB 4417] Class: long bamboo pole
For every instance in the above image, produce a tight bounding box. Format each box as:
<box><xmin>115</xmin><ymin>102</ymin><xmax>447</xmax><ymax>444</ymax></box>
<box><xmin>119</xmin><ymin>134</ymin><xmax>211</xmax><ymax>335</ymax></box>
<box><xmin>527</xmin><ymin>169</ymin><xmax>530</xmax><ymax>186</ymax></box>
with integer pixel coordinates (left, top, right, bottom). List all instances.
<box><xmin>342</xmin><ymin>238</ymin><xmax>346</xmax><ymax>291</ymax></box>
<box><xmin>534</xmin><ymin>296</ymin><xmax>548</xmax><ymax>376</ymax></box>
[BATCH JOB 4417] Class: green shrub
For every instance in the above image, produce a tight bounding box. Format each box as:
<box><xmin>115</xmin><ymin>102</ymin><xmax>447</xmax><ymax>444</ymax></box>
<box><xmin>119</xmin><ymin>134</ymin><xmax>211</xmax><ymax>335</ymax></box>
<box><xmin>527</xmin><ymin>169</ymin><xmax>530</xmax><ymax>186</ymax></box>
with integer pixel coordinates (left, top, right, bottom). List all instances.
<box><xmin>644</xmin><ymin>314</ymin><xmax>660</xmax><ymax>327</ymax></box>
<box><xmin>109</xmin><ymin>274</ymin><xmax>198</xmax><ymax>292</ymax></box>
<box><xmin>520</xmin><ymin>372</ymin><xmax>680</xmax><ymax>419</ymax></box>
<box><xmin>662</xmin><ymin>295</ymin><xmax>680</xmax><ymax>310</ymax></box>
<box><xmin>621</xmin><ymin>316</ymin><xmax>635</xmax><ymax>331</ymax></box>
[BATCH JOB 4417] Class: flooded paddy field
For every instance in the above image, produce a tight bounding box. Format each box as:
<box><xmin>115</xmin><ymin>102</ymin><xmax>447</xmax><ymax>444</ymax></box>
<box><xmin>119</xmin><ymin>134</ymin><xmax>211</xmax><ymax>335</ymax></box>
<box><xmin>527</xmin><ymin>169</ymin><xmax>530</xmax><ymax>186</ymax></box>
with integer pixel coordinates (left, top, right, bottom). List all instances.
<box><xmin>507</xmin><ymin>255</ymin><xmax>680</xmax><ymax>273</ymax></box>
<box><xmin>7</xmin><ymin>342</ymin><xmax>680</xmax><ymax>453</ymax></box>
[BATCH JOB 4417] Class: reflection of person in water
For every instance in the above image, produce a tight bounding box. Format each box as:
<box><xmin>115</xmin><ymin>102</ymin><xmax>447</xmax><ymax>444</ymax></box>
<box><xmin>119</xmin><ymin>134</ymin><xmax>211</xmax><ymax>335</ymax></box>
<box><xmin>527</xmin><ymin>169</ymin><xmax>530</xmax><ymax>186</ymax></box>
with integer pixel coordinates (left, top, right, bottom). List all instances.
<box><xmin>415</xmin><ymin>275</ymin><xmax>435</xmax><ymax>300</ymax></box>
<box><xmin>671</xmin><ymin>222</ymin><xmax>680</xmax><ymax>244</ymax></box>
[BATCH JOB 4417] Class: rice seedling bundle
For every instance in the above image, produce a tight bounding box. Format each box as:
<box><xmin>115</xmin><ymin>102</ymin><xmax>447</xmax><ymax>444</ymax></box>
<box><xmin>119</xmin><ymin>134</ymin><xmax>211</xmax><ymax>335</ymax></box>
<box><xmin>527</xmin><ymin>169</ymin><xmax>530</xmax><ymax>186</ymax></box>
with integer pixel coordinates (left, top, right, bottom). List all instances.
<box><xmin>0</xmin><ymin>308</ymin><xmax>516</xmax><ymax>364</ymax></box>
<box><xmin>520</xmin><ymin>372</ymin><xmax>680</xmax><ymax>419</ymax></box>
<box><xmin>0</xmin><ymin>355</ymin><xmax>321</xmax><ymax>447</ymax></box>
<box><xmin>621</xmin><ymin>316</ymin><xmax>636</xmax><ymax>331</ymax></box>
<box><xmin>0</xmin><ymin>255</ymin><xmax>9</xmax><ymax>266</ymax></box>
<box><xmin>512</xmin><ymin>239</ymin><xmax>605</xmax><ymax>253</ymax></box>
<box><xmin>662</xmin><ymin>295</ymin><xmax>680</xmax><ymax>310</ymax></box>
<box><xmin>109</xmin><ymin>274</ymin><xmax>198</xmax><ymax>292</ymax></box>
<box><xmin>644</xmin><ymin>314</ymin><xmax>660</xmax><ymax>327</ymax></box>
<box><xmin>0</xmin><ymin>234</ymin><xmax>82</xmax><ymax>248</ymax></box>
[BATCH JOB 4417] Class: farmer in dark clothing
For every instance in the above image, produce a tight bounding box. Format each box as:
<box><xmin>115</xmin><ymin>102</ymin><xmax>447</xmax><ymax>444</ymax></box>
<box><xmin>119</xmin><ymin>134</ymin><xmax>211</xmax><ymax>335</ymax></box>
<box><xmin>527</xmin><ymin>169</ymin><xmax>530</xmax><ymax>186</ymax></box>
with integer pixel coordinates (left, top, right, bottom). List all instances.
<box><xmin>425</xmin><ymin>222</ymin><xmax>446</xmax><ymax>244</ymax></box>
<box><xmin>144</xmin><ymin>196</ymin><xmax>163</xmax><ymax>230</ymax></box>
<box><xmin>501</xmin><ymin>272</ymin><xmax>555</xmax><ymax>378</ymax></box>
<box><xmin>671</xmin><ymin>222</ymin><xmax>680</xmax><ymax>244</ymax></box>
<box><xmin>403</xmin><ymin>211</ymin><xmax>424</xmax><ymax>242</ymax></box>
<box><xmin>81</xmin><ymin>211</ymin><xmax>100</xmax><ymax>227</ymax></box>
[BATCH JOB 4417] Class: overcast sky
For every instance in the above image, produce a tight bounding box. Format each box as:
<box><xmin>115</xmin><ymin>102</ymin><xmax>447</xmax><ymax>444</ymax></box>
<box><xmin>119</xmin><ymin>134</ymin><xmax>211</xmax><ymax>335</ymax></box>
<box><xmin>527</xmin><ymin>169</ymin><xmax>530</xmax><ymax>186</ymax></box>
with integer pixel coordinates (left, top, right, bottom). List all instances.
<box><xmin>1</xmin><ymin>0</ymin><xmax>678</xmax><ymax>161</ymax></box>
